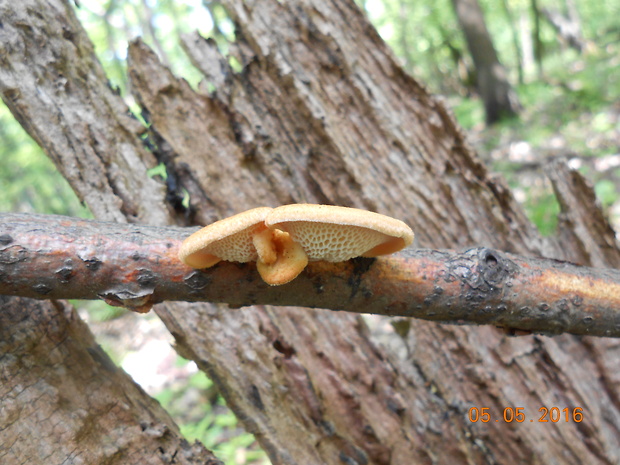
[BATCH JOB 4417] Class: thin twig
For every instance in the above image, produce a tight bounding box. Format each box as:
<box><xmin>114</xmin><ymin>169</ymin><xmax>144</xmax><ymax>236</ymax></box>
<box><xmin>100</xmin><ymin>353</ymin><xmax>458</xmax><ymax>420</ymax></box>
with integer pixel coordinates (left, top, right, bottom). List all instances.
<box><xmin>1</xmin><ymin>213</ymin><xmax>619</xmax><ymax>337</ymax></box>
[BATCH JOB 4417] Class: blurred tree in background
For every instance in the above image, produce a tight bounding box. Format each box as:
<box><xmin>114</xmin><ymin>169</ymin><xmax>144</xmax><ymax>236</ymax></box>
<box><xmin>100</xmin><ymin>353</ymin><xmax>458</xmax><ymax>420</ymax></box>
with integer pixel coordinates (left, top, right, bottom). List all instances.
<box><xmin>0</xmin><ymin>0</ymin><xmax>618</xmax><ymax>463</ymax></box>
<box><xmin>451</xmin><ymin>0</ymin><xmax>521</xmax><ymax>124</ymax></box>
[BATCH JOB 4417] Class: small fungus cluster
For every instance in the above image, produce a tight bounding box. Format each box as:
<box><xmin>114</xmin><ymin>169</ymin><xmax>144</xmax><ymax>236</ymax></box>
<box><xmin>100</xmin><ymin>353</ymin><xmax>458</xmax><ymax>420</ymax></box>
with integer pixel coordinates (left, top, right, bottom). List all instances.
<box><xmin>179</xmin><ymin>204</ymin><xmax>414</xmax><ymax>285</ymax></box>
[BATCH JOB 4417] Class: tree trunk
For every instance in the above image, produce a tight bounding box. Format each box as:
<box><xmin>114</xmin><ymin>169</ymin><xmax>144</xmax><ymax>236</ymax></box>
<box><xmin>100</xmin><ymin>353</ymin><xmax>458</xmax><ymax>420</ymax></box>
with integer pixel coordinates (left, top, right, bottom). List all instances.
<box><xmin>542</xmin><ymin>0</ymin><xmax>585</xmax><ymax>53</ymax></box>
<box><xmin>452</xmin><ymin>0</ymin><xmax>521</xmax><ymax>124</ymax></box>
<box><xmin>500</xmin><ymin>0</ymin><xmax>525</xmax><ymax>84</ymax></box>
<box><xmin>0</xmin><ymin>297</ymin><xmax>223</xmax><ymax>465</ymax></box>
<box><xmin>531</xmin><ymin>0</ymin><xmax>545</xmax><ymax>78</ymax></box>
<box><xmin>1</xmin><ymin>1</ymin><xmax>620</xmax><ymax>464</ymax></box>
<box><xmin>519</xmin><ymin>11</ymin><xmax>535</xmax><ymax>76</ymax></box>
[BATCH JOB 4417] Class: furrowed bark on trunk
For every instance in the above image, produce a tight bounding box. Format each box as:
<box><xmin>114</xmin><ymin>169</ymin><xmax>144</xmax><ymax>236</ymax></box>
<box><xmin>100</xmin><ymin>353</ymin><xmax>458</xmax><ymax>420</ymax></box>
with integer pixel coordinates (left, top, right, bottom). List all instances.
<box><xmin>1</xmin><ymin>1</ymin><xmax>620</xmax><ymax>465</ymax></box>
<box><xmin>0</xmin><ymin>1</ymin><xmax>212</xmax><ymax>463</ymax></box>
<box><xmin>0</xmin><ymin>0</ymin><xmax>168</xmax><ymax>225</ymax></box>
<box><xmin>545</xmin><ymin>159</ymin><xmax>620</xmax><ymax>269</ymax></box>
<box><xmin>0</xmin><ymin>296</ymin><xmax>222</xmax><ymax>465</ymax></box>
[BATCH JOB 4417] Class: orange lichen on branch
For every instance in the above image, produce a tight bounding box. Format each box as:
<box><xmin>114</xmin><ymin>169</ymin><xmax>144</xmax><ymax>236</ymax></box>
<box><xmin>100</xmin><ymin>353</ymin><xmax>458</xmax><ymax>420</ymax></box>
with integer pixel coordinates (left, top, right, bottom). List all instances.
<box><xmin>538</xmin><ymin>269</ymin><xmax>620</xmax><ymax>303</ymax></box>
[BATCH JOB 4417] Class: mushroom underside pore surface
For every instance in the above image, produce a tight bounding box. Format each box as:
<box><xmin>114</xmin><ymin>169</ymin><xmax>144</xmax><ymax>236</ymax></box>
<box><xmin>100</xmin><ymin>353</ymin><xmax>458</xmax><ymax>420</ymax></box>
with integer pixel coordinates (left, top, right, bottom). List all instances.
<box><xmin>178</xmin><ymin>207</ymin><xmax>272</xmax><ymax>268</ymax></box>
<box><xmin>264</xmin><ymin>204</ymin><xmax>414</xmax><ymax>261</ymax></box>
<box><xmin>179</xmin><ymin>204</ymin><xmax>414</xmax><ymax>285</ymax></box>
<box><xmin>273</xmin><ymin>222</ymin><xmax>403</xmax><ymax>261</ymax></box>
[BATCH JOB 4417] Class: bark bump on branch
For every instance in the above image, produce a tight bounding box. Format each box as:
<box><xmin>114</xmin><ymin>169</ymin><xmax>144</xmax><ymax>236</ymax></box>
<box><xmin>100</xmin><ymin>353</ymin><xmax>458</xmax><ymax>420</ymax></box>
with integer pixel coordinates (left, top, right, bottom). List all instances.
<box><xmin>2</xmin><ymin>212</ymin><xmax>619</xmax><ymax>337</ymax></box>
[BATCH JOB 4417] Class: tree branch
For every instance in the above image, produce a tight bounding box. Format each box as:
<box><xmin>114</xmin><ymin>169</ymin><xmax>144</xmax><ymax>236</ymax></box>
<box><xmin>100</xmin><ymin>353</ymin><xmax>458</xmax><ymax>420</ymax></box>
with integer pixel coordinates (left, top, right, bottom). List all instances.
<box><xmin>2</xmin><ymin>212</ymin><xmax>619</xmax><ymax>337</ymax></box>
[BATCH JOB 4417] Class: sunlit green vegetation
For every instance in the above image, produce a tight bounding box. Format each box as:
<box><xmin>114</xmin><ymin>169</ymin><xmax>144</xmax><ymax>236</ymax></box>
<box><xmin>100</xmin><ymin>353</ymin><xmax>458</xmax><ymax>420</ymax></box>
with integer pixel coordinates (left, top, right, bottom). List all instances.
<box><xmin>74</xmin><ymin>0</ymin><xmax>234</xmax><ymax>92</ymax></box>
<box><xmin>1</xmin><ymin>0</ymin><xmax>618</xmax><ymax>460</ymax></box>
<box><xmin>156</xmin><ymin>368</ymin><xmax>270</xmax><ymax>465</ymax></box>
<box><xmin>0</xmin><ymin>104</ymin><xmax>90</xmax><ymax>217</ymax></box>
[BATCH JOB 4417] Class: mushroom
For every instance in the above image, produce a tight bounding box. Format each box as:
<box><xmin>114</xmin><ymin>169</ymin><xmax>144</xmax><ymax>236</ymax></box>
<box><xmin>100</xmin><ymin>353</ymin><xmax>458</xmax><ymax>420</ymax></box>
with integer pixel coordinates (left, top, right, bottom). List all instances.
<box><xmin>178</xmin><ymin>207</ymin><xmax>273</xmax><ymax>269</ymax></box>
<box><xmin>178</xmin><ymin>207</ymin><xmax>307</xmax><ymax>286</ymax></box>
<box><xmin>255</xmin><ymin>228</ymin><xmax>308</xmax><ymax>286</ymax></box>
<box><xmin>265</xmin><ymin>204</ymin><xmax>414</xmax><ymax>262</ymax></box>
<box><xmin>179</xmin><ymin>204</ymin><xmax>414</xmax><ymax>287</ymax></box>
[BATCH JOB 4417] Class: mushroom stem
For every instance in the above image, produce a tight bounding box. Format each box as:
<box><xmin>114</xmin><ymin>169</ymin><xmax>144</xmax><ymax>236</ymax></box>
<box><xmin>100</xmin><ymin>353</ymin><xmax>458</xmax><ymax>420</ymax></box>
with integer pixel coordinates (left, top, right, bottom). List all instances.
<box><xmin>256</xmin><ymin>230</ymin><xmax>309</xmax><ymax>285</ymax></box>
<box><xmin>253</xmin><ymin>228</ymin><xmax>278</xmax><ymax>266</ymax></box>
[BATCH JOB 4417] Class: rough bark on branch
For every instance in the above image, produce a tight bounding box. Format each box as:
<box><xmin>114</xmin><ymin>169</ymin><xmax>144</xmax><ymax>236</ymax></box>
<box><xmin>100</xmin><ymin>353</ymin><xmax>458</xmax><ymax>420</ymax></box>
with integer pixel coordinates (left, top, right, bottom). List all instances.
<box><xmin>2</xmin><ymin>212</ymin><xmax>620</xmax><ymax>337</ymax></box>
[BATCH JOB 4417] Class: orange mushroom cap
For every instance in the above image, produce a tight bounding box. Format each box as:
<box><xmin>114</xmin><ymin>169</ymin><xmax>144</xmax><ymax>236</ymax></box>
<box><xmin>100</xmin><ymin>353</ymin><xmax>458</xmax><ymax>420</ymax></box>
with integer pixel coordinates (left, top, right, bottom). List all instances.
<box><xmin>178</xmin><ymin>207</ymin><xmax>273</xmax><ymax>269</ymax></box>
<box><xmin>264</xmin><ymin>204</ymin><xmax>414</xmax><ymax>262</ymax></box>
